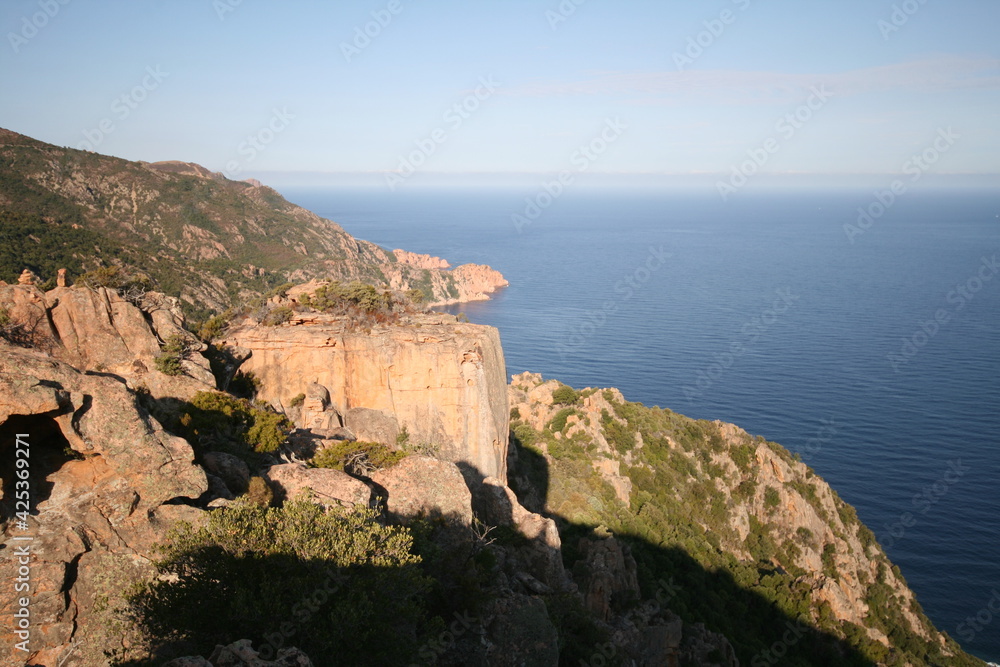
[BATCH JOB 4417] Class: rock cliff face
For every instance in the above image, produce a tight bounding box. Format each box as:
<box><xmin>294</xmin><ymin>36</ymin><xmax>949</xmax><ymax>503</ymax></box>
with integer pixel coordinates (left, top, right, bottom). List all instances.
<box><xmin>0</xmin><ymin>347</ymin><xmax>207</xmax><ymax>667</ymax></box>
<box><xmin>220</xmin><ymin>311</ymin><xmax>510</xmax><ymax>483</ymax></box>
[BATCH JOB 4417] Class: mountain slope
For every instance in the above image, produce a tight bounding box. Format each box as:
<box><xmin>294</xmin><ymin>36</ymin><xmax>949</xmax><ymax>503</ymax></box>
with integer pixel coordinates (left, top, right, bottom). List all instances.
<box><xmin>508</xmin><ymin>372</ymin><xmax>985</xmax><ymax>666</ymax></box>
<box><xmin>0</xmin><ymin>128</ymin><xmax>505</xmax><ymax>317</ymax></box>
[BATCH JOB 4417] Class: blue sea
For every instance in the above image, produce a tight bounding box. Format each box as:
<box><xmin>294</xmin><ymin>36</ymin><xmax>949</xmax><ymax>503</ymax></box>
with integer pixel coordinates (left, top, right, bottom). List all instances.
<box><xmin>280</xmin><ymin>185</ymin><xmax>1000</xmax><ymax>662</ymax></box>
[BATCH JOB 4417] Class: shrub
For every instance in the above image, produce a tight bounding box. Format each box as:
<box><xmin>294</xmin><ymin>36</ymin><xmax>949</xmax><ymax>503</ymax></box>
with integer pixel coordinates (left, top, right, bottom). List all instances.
<box><xmin>176</xmin><ymin>391</ymin><xmax>291</xmax><ymax>456</ymax></box>
<box><xmin>288</xmin><ymin>393</ymin><xmax>305</xmax><ymax>407</ymax></box>
<box><xmin>764</xmin><ymin>486</ymin><xmax>780</xmax><ymax>510</ymax></box>
<box><xmin>196</xmin><ymin>310</ymin><xmax>232</xmax><ymax>342</ymax></box>
<box><xmin>126</xmin><ymin>499</ymin><xmax>432</xmax><ymax>664</ymax></box>
<box><xmin>550</xmin><ymin>407</ymin><xmax>576</xmax><ymax>433</ymax></box>
<box><xmin>312</xmin><ymin>441</ymin><xmax>406</xmax><ymax>475</ymax></box>
<box><xmin>261</xmin><ymin>305</ymin><xmax>293</xmax><ymax>326</ymax></box>
<box><xmin>78</xmin><ymin>265</ymin><xmax>153</xmax><ymax>304</ymax></box>
<box><xmin>551</xmin><ymin>385</ymin><xmax>580</xmax><ymax>405</ymax></box>
<box><xmin>154</xmin><ymin>334</ymin><xmax>191</xmax><ymax>376</ymax></box>
<box><xmin>405</xmin><ymin>288</ymin><xmax>426</xmax><ymax>305</ymax></box>
<box><xmin>246</xmin><ymin>476</ymin><xmax>273</xmax><ymax>507</ymax></box>
<box><xmin>228</xmin><ymin>370</ymin><xmax>261</xmax><ymax>399</ymax></box>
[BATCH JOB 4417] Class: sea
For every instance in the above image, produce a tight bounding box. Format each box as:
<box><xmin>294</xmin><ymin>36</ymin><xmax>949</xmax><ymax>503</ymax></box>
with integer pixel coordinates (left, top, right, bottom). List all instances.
<box><xmin>278</xmin><ymin>185</ymin><xmax>1000</xmax><ymax>662</ymax></box>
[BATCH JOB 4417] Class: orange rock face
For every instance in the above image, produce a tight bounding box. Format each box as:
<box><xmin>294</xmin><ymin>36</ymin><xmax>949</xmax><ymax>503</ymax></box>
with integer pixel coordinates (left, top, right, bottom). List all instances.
<box><xmin>221</xmin><ymin>312</ymin><xmax>510</xmax><ymax>483</ymax></box>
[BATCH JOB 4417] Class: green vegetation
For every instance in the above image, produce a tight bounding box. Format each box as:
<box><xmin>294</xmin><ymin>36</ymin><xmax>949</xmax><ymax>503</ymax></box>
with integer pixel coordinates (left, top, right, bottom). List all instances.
<box><xmin>551</xmin><ymin>384</ymin><xmax>580</xmax><ymax>405</ymax></box>
<box><xmin>507</xmin><ymin>382</ymin><xmax>981</xmax><ymax>667</ymax></box>
<box><xmin>168</xmin><ymin>391</ymin><xmax>292</xmax><ymax>460</ymax></box>
<box><xmin>0</xmin><ymin>133</ymin><xmax>471</xmax><ymax>319</ymax></box>
<box><xmin>311</xmin><ymin>441</ymin><xmax>406</xmax><ymax>475</ymax></box>
<box><xmin>124</xmin><ymin>499</ymin><xmax>433</xmax><ymax>665</ymax></box>
<box><xmin>288</xmin><ymin>393</ymin><xmax>306</xmax><ymax>408</ymax></box>
<box><xmin>153</xmin><ymin>335</ymin><xmax>191</xmax><ymax>376</ymax></box>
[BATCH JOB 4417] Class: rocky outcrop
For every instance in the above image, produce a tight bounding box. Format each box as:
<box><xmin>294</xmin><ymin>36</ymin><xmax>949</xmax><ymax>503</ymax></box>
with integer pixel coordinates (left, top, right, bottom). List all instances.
<box><xmin>221</xmin><ymin>312</ymin><xmax>509</xmax><ymax>484</ymax></box>
<box><xmin>0</xmin><ymin>284</ymin><xmax>215</xmax><ymax>400</ymax></box>
<box><xmin>392</xmin><ymin>249</ymin><xmax>450</xmax><ymax>270</ymax></box>
<box><xmin>371</xmin><ymin>456</ymin><xmax>473</xmax><ymax>526</ymax></box>
<box><xmin>450</xmin><ymin>263</ymin><xmax>509</xmax><ymax>303</ymax></box>
<box><xmin>262</xmin><ymin>463</ymin><xmax>371</xmax><ymax>509</ymax></box>
<box><xmin>0</xmin><ymin>347</ymin><xmax>207</xmax><ymax>666</ymax></box>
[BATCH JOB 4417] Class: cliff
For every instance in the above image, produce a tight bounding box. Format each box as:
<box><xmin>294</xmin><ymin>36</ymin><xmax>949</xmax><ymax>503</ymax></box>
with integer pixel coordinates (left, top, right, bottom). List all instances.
<box><xmin>219</xmin><ymin>308</ymin><xmax>510</xmax><ymax>483</ymax></box>
<box><xmin>0</xmin><ymin>128</ymin><xmax>506</xmax><ymax>313</ymax></box>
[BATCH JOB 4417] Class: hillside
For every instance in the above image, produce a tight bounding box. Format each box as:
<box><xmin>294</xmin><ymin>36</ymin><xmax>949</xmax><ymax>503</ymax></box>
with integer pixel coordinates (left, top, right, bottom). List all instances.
<box><xmin>0</xmin><ymin>128</ymin><xmax>506</xmax><ymax>320</ymax></box>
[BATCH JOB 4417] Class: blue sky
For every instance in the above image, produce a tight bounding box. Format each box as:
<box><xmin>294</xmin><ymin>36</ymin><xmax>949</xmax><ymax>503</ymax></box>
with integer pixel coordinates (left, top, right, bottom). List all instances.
<box><xmin>1</xmin><ymin>0</ymin><xmax>998</xmax><ymax>186</ymax></box>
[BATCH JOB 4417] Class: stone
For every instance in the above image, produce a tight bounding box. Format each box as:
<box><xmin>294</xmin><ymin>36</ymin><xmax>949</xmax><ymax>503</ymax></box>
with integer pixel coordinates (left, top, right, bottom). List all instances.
<box><xmin>17</xmin><ymin>268</ymin><xmax>37</xmax><ymax>285</ymax></box>
<box><xmin>263</xmin><ymin>463</ymin><xmax>371</xmax><ymax>509</ymax></box>
<box><xmin>56</xmin><ymin>268</ymin><xmax>68</xmax><ymax>287</ymax></box>
<box><xmin>474</xmin><ymin>477</ymin><xmax>570</xmax><ymax>591</ymax></box>
<box><xmin>371</xmin><ymin>456</ymin><xmax>473</xmax><ymax>526</ymax></box>
<box><xmin>344</xmin><ymin>406</ymin><xmax>399</xmax><ymax>445</ymax></box>
<box><xmin>203</xmin><ymin>451</ymin><xmax>251</xmax><ymax>495</ymax></box>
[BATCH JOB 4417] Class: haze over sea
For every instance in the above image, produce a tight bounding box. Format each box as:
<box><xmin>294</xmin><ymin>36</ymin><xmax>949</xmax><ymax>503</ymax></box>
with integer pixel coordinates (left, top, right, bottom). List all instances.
<box><xmin>281</xmin><ymin>185</ymin><xmax>999</xmax><ymax>662</ymax></box>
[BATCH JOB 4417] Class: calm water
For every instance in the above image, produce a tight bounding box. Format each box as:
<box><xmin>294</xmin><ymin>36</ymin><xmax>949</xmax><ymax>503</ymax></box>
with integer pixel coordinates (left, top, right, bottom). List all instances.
<box><xmin>280</xmin><ymin>185</ymin><xmax>1000</xmax><ymax>662</ymax></box>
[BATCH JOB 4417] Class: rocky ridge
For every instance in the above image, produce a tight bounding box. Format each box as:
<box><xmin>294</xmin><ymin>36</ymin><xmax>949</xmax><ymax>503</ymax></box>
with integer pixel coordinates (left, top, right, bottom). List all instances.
<box><xmin>0</xmin><ymin>128</ymin><xmax>507</xmax><ymax>313</ymax></box>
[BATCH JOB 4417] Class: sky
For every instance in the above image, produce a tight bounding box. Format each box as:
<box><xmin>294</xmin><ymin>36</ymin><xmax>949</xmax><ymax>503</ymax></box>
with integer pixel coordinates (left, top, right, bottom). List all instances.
<box><xmin>1</xmin><ymin>0</ymin><xmax>998</xmax><ymax>188</ymax></box>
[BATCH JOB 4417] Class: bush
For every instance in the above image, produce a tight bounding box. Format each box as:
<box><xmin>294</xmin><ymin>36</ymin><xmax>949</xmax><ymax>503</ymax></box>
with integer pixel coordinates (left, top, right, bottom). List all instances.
<box><xmin>154</xmin><ymin>334</ymin><xmax>191</xmax><ymax>376</ymax></box>
<box><xmin>288</xmin><ymin>393</ymin><xmax>306</xmax><ymax>407</ymax></box>
<box><xmin>126</xmin><ymin>499</ymin><xmax>432</xmax><ymax>664</ymax></box>
<box><xmin>764</xmin><ymin>486</ymin><xmax>780</xmax><ymax>510</ymax></box>
<box><xmin>261</xmin><ymin>305</ymin><xmax>293</xmax><ymax>326</ymax></box>
<box><xmin>312</xmin><ymin>441</ymin><xmax>406</xmax><ymax>475</ymax></box>
<box><xmin>176</xmin><ymin>391</ymin><xmax>292</xmax><ymax>457</ymax></box>
<box><xmin>550</xmin><ymin>407</ymin><xmax>576</xmax><ymax>433</ymax></box>
<box><xmin>246</xmin><ymin>476</ymin><xmax>273</xmax><ymax>507</ymax></box>
<box><xmin>551</xmin><ymin>385</ymin><xmax>580</xmax><ymax>405</ymax></box>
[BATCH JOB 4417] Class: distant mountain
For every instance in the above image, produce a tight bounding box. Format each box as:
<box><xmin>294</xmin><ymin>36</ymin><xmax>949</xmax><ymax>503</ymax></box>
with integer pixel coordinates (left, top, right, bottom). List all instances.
<box><xmin>0</xmin><ymin>128</ymin><xmax>505</xmax><ymax>319</ymax></box>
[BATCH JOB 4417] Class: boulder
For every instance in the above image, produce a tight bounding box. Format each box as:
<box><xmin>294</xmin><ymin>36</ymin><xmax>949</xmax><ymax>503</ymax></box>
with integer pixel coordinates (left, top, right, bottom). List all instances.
<box><xmin>371</xmin><ymin>456</ymin><xmax>473</xmax><ymax>526</ymax></box>
<box><xmin>263</xmin><ymin>463</ymin><xmax>371</xmax><ymax>509</ymax></box>
<box><xmin>203</xmin><ymin>451</ymin><xmax>251</xmax><ymax>495</ymax></box>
